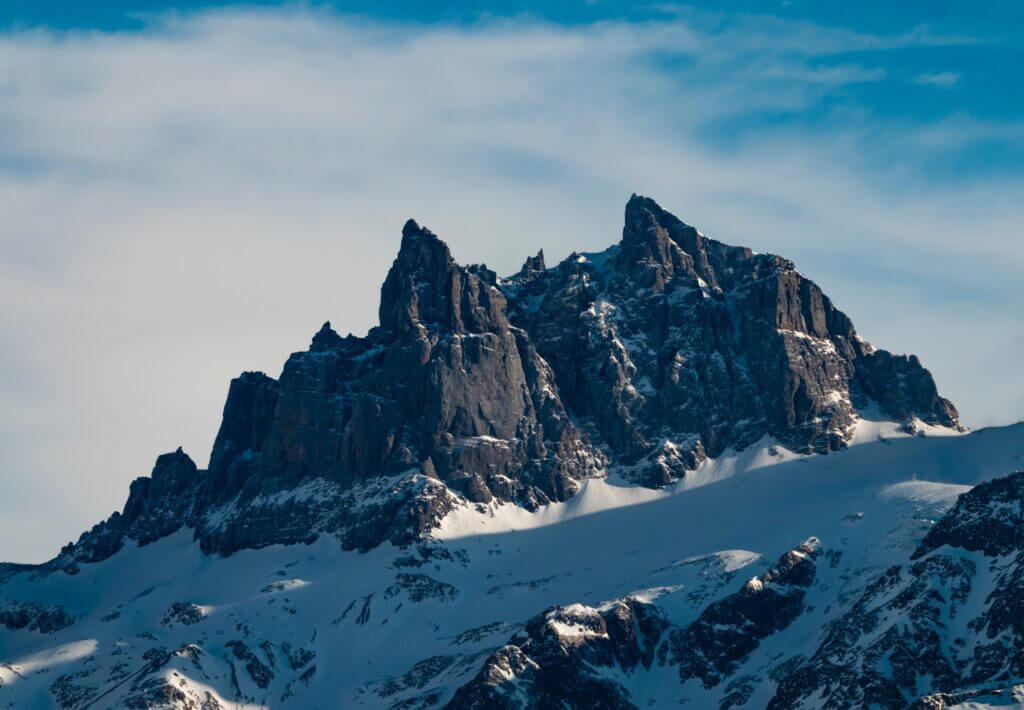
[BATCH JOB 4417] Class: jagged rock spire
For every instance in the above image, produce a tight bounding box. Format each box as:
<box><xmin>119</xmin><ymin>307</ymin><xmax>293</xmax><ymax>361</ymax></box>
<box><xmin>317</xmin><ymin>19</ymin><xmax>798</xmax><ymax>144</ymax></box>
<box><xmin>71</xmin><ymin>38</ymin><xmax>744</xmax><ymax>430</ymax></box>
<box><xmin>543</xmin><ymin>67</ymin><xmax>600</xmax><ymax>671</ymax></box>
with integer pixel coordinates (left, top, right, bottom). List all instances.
<box><xmin>310</xmin><ymin>321</ymin><xmax>344</xmax><ymax>351</ymax></box>
<box><xmin>205</xmin><ymin>371</ymin><xmax>278</xmax><ymax>506</ymax></box>
<box><xmin>518</xmin><ymin>249</ymin><xmax>546</xmax><ymax>278</ymax></box>
<box><xmin>379</xmin><ymin>218</ymin><xmax>511</xmax><ymax>336</ymax></box>
<box><xmin>378</xmin><ymin>219</ymin><xmax>457</xmax><ymax>335</ymax></box>
<box><xmin>618</xmin><ymin>194</ymin><xmax>682</xmax><ymax>289</ymax></box>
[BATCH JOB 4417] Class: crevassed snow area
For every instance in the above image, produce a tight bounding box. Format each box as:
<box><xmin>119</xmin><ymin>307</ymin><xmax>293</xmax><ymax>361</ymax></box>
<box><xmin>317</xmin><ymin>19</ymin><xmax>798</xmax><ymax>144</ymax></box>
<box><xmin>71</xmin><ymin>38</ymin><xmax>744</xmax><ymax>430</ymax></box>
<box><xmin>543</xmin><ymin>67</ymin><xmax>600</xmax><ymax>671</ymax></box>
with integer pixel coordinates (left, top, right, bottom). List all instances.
<box><xmin>1</xmin><ymin>422</ymin><xmax>1022</xmax><ymax>708</ymax></box>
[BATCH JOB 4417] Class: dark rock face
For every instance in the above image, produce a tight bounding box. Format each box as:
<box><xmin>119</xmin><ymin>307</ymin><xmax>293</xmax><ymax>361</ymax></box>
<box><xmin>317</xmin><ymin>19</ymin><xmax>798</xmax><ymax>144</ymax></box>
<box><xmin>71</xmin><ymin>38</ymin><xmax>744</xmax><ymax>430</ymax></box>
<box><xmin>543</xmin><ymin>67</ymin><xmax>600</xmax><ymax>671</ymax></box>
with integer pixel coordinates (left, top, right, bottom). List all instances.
<box><xmin>161</xmin><ymin>602</ymin><xmax>206</xmax><ymax>627</ymax></box>
<box><xmin>185</xmin><ymin>219</ymin><xmax>601</xmax><ymax>556</ymax></box>
<box><xmin>670</xmin><ymin>538</ymin><xmax>819</xmax><ymax>688</ymax></box>
<box><xmin>447</xmin><ymin>599</ymin><xmax>667</xmax><ymax>710</ymax></box>
<box><xmin>226</xmin><ymin>640</ymin><xmax>274</xmax><ymax>690</ymax></box>
<box><xmin>503</xmin><ymin>195</ymin><xmax>957</xmax><ymax>482</ymax></box>
<box><xmin>50</xmin><ymin>670</ymin><xmax>100</xmax><ymax>709</ymax></box>
<box><xmin>385</xmin><ymin>573</ymin><xmax>459</xmax><ymax>603</ymax></box>
<box><xmin>98</xmin><ymin>644</ymin><xmax>229</xmax><ymax>710</ymax></box>
<box><xmin>0</xmin><ymin>600</ymin><xmax>74</xmax><ymax>633</ymax></box>
<box><xmin>203</xmin><ymin>371</ymin><xmax>279</xmax><ymax>507</ymax></box>
<box><xmin>449</xmin><ymin>538</ymin><xmax>819</xmax><ymax>708</ymax></box>
<box><xmin>768</xmin><ymin>557</ymin><xmax>969</xmax><ymax>709</ymax></box>
<box><xmin>56</xmin><ymin>195</ymin><xmax>956</xmax><ymax>563</ymax></box>
<box><xmin>60</xmin><ymin>447</ymin><xmax>200</xmax><ymax>564</ymax></box>
<box><xmin>196</xmin><ymin>473</ymin><xmax>460</xmax><ymax>556</ymax></box>
<box><xmin>913</xmin><ymin>470</ymin><xmax>1024</xmax><ymax>559</ymax></box>
<box><xmin>769</xmin><ymin>471</ymin><xmax>1024</xmax><ymax>709</ymax></box>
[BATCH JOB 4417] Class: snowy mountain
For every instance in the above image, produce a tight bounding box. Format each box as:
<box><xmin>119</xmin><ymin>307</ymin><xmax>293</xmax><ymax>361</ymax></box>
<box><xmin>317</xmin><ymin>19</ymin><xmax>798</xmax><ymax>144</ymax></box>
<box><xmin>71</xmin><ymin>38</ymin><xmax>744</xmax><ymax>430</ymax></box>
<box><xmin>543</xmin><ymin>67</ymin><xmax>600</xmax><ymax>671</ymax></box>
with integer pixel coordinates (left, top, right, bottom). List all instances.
<box><xmin>3</xmin><ymin>196</ymin><xmax>1023</xmax><ymax>709</ymax></box>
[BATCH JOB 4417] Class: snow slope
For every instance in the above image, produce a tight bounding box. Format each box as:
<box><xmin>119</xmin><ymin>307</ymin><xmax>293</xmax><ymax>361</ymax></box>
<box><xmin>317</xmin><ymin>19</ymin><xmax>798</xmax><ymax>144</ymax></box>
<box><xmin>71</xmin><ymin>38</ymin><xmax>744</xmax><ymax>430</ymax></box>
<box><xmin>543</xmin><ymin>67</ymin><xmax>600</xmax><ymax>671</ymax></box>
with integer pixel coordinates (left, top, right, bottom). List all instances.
<box><xmin>2</xmin><ymin>420</ymin><xmax>1023</xmax><ymax>708</ymax></box>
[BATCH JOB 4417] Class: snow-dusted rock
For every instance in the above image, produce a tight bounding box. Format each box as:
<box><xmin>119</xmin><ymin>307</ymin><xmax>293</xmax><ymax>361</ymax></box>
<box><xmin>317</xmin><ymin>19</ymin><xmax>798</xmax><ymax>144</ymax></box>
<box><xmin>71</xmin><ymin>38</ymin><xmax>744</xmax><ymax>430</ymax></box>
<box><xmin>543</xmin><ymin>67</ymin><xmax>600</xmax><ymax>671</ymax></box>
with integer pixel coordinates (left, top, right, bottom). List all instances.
<box><xmin>503</xmin><ymin>195</ymin><xmax>957</xmax><ymax>484</ymax></box>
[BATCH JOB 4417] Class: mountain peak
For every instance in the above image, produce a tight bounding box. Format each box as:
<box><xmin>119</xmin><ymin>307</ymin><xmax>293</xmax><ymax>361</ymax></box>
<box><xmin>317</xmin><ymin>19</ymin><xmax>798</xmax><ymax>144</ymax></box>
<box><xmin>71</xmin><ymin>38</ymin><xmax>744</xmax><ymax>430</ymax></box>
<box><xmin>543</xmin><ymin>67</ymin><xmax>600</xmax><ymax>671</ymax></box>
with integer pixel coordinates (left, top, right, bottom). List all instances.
<box><xmin>624</xmin><ymin>193</ymin><xmax>684</xmax><ymax>228</ymax></box>
<box><xmin>311</xmin><ymin>321</ymin><xmax>343</xmax><ymax>351</ymax></box>
<box><xmin>401</xmin><ymin>217</ymin><xmax>421</xmax><ymax>236</ymax></box>
<box><xmin>506</xmin><ymin>193</ymin><xmax>959</xmax><ymax>473</ymax></box>
<box><xmin>400</xmin><ymin>217</ymin><xmax>438</xmax><ymax>241</ymax></box>
<box><xmin>617</xmin><ymin>194</ymin><xmax>696</xmax><ymax>291</ymax></box>
<box><xmin>379</xmin><ymin>219</ymin><xmax>458</xmax><ymax>334</ymax></box>
<box><xmin>518</xmin><ymin>249</ymin><xmax>546</xmax><ymax>278</ymax></box>
<box><xmin>394</xmin><ymin>218</ymin><xmax>452</xmax><ymax>281</ymax></box>
<box><xmin>148</xmin><ymin>447</ymin><xmax>198</xmax><ymax>496</ymax></box>
<box><xmin>54</xmin><ymin>197</ymin><xmax>959</xmax><ymax>559</ymax></box>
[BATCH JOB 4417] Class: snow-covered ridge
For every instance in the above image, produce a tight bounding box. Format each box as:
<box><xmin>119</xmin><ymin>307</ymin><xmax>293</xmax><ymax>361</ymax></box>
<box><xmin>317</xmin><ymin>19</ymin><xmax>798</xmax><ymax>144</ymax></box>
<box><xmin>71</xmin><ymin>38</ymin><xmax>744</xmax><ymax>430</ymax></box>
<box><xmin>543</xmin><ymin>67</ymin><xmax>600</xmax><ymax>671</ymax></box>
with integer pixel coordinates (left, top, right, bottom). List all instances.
<box><xmin>436</xmin><ymin>408</ymin><xmax>963</xmax><ymax>542</ymax></box>
<box><xmin>1</xmin><ymin>420</ymin><xmax>1023</xmax><ymax>708</ymax></box>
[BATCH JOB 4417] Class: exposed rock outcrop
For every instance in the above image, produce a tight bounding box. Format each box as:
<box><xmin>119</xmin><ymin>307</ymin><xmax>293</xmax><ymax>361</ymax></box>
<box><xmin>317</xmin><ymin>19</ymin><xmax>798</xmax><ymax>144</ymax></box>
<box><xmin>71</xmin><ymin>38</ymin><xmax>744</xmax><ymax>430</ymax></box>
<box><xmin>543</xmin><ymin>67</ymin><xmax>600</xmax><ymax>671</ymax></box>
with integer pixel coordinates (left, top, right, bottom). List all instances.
<box><xmin>770</xmin><ymin>471</ymin><xmax>1024</xmax><ymax>709</ymax></box>
<box><xmin>670</xmin><ymin>537</ymin><xmax>819</xmax><ymax>688</ymax></box>
<box><xmin>503</xmin><ymin>195</ymin><xmax>957</xmax><ymax>483</ymax></box>
<box><xmin>0</xmin><ymin>600</ymin><xmax>74</xmax><ymax>634</ymax></box>
<box><xmin>60</xmin><ymin>447</ymin><xmax>200</xmax><ymax>565</ymax></box>
<box><xmin>449</xmin><ymin>537</ymin><xmax>820</xmax><ymax>708</ymax></box>
<box><xmin>448</xmin><ymin>599</ymin><xmax>667</xmax><ymax>710</ymax></box>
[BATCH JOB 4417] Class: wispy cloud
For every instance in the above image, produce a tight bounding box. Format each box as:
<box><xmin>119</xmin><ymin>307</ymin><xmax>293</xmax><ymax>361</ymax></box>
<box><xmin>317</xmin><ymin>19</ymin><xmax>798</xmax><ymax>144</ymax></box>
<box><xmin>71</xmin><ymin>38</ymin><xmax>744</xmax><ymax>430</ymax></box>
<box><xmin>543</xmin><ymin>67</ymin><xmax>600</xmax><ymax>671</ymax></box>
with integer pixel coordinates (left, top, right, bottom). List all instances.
<box><xmin>913</xmin><ymin>71</ymin><xmax>962</xmax><ymax>87</ymax></box>
<box><xmin>0</xmin><ymin>8</ymin><xmax>1021</xmax><ymax>562</ymax></box>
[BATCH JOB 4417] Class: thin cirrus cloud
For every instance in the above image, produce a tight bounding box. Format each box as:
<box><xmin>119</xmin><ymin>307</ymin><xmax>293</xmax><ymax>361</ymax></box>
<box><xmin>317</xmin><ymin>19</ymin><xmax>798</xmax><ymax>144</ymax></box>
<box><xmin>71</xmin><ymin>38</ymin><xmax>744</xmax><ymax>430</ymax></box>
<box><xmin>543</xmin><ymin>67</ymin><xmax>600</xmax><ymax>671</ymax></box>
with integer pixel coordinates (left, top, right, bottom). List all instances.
<box><xmin>0</xmin><ymin>7</ymin><xmax>1022</xmax><ymax>562</ymax></box>
<box><xmin>913</xmin><ymin>71</ymin><xmax>962</xmax><ymax>86</ymax></box>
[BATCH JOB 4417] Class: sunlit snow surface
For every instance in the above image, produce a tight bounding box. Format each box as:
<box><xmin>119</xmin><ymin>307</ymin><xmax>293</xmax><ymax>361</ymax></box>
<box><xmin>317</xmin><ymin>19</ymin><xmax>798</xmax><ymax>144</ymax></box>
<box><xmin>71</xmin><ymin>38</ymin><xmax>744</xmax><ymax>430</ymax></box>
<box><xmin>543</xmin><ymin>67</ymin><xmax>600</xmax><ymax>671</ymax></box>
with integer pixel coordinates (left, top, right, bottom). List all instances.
<box><xmin>2</xmin><ymin>419</ymin><xmax>1023</xmax><ymax>708</ymax></box>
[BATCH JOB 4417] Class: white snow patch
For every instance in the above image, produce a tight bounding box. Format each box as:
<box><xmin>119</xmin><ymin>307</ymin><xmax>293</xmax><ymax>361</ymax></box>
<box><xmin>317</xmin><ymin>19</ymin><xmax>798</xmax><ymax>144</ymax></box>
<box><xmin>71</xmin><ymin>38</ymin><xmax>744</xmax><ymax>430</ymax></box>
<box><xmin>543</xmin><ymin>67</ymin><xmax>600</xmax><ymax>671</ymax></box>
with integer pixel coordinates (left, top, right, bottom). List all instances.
<box><xmin>262</xmin><ymin>578</ymin><xmax>311</xmax><ymax>593</ymax></box>
<box><xmin>437</xmin><ymin>437</ymin><xmax>808</xmax><ymax>541</ymax></box>
<box><xmin>907</xmin><ymin>417</ymin><xmax>967</xmax><ymax>437</ymax></box>
<box><xmin>778</xmin><ymin>328</ymin><xmax>837</xmax><ymax>354</ymax></box>
<box><xmin>629</xmin><ymin>585</ymin><xmax>685</xmax><ymax>603</ymax></box>
<box><xmin>435</xmin><ymin>476</ymin><xmax>665</xmax><ymax>540</ymax></box>
<box><xmin>460</xmin><ymin>435</ymin><xmax>511</xmax><ymax>447</ymax></box>
<box><xmin>716</xmin><ymin>550</ymin><xmax>763</xmax><ymax>572</ymax></box>
<box><xmin>547</xmin><ymin>619</ymin><xmax>608</xmax><ymax>640</ymax></box>
<box><xmin>825</xmin><ymin>389</ymin><xmax>849</xmax><ymax>404</ymax></box>
<box><xmin>850</xmin><ymin>402</ymin><xmax>964</xmax><ymax>445</ymax></box>
<box><xmin>679</xmin><ymin>437</ymin><xmax>806</xmax><ymax>492</ymax></box>
<box><xmin>2</xmin><ymin>639</ymin><xmax>98</xmax><ymax>680</ymax></box>
<box><xmin>850</xmin><ymin>415</ymin><xmax>910</xmax><ymax>444</ymax></box>
<box><xmin>880</xmin><ymin>480</ymin><xmax>971</xmax><ymax>506</ymax></box>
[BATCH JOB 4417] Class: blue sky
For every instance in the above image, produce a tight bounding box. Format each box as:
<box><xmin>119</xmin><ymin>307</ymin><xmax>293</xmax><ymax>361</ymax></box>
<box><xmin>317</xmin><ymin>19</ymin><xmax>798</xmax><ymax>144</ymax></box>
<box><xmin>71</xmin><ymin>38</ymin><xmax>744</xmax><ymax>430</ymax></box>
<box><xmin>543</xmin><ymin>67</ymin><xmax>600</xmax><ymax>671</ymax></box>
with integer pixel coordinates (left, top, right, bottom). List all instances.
<box><xmin>5</xmin><ymin>1</ymin><xmax>1023</xmax><ymax>183</ymax></box>
<box><xmin>7</xmin><ymin>2</ymin><xmax>1024</xmax><ymax>145</ymax></box>
<box><xmin>1</xmin><ymin>1</ymin><xmax>1022</xmax><ymax>562</ymax></box>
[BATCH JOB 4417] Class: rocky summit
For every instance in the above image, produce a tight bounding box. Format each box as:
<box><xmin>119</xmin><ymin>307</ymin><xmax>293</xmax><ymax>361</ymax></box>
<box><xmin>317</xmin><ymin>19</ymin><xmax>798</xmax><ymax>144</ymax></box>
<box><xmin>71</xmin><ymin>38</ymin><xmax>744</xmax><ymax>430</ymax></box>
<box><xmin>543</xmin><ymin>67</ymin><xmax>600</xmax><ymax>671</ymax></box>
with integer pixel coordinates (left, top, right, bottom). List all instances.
<box><xmin>3</xmin><ymin>196</ymin><xmax>1023</xmax><ymax>710</ymax></box>
<box><xmin>59</xmin><ymin>195</ymin><xmax>958</xmax><ymax>565</ymax></box>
